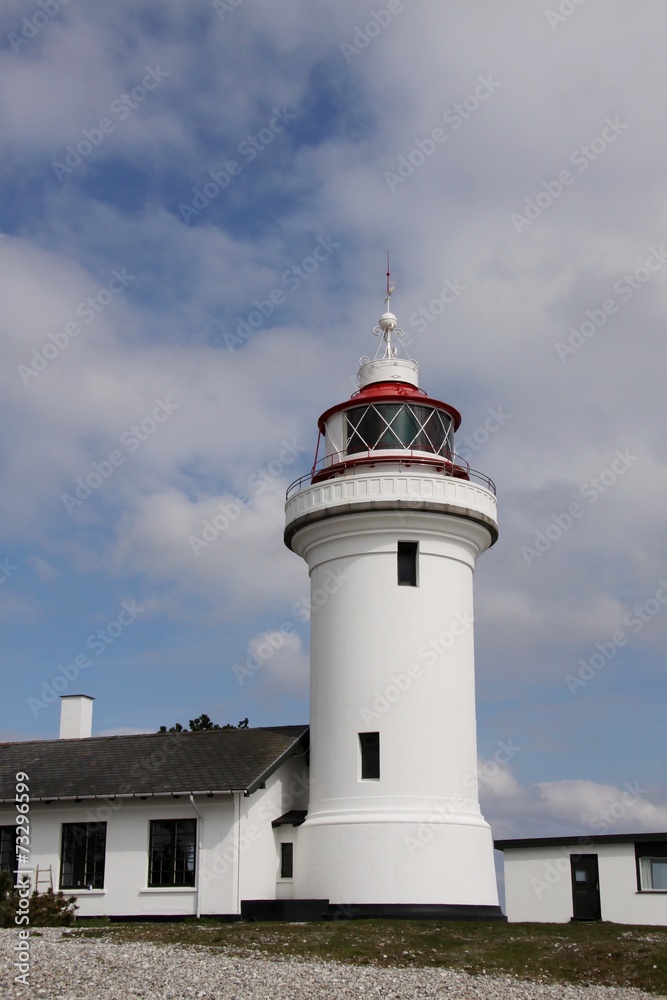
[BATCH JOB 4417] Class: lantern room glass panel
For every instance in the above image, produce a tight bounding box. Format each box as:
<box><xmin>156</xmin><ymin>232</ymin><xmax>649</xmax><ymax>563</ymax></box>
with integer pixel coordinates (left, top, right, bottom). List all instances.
<box><xmin>345</xmin><ymin>403</ymin><xmax>453</xmax><ymax>457</ymax></box>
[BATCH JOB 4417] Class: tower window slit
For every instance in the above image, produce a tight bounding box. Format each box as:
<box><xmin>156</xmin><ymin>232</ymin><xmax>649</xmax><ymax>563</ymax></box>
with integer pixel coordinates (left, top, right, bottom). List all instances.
<box><xmin>397</xmin><ymin>541</ymin><xmax>418</xmax><ymax>587</ymax></box>
<box><xmin>280</xmin><ymin>842</ymin><xmax>294</xmax><ymax>879</ymax></box>
<box><xmin>359</xmin><ymin>731</ymin><xmax>380</xmax><ymax>779</ymax></box>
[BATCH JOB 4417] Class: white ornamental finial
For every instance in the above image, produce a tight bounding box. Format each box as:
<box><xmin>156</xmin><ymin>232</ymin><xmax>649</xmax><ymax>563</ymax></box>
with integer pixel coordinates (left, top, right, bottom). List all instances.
<box><xmin>358</xmin><ymin>257</ymin><xmax>419</xmax><ymax>386</ymax></box>
<box><xmin>377</xmin><ymin>310</ymin><xmax>398</xmax><ymax>358</ymax></box>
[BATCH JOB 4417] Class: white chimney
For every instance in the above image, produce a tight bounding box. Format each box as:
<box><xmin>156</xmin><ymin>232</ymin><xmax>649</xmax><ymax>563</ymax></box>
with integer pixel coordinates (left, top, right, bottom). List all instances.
<box><xmin>59</xmin><ymin>695</ymin><xmax>94</xmax><ymax>739</ymax></box>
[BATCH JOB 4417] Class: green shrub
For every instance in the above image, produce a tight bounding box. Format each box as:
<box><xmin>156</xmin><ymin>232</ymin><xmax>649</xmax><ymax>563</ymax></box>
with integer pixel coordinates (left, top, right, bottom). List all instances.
<box><xmin>0</xmin><ymin>870</ymin><xmax>78</xmax><ymax>927</ymax></box>
<box><xmin>0</xmin><ymin>870</ymin><xmax>15</xmax><ymax>928</ymax></box>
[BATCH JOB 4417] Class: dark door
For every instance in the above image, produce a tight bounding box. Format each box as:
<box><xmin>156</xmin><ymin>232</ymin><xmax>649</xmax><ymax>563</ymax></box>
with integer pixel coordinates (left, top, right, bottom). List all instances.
<box><xmin>571</xmin><ymin>854</ymin><xmax>601</xmax><ymax>920</ymax></box>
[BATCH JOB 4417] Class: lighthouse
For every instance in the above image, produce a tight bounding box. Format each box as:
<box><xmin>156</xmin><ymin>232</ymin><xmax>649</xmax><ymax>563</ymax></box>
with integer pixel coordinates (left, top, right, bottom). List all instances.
<box><xmin>284</xmin><ymin>280</ymin><xmax>503</xmax><ymax>918</ymax></box>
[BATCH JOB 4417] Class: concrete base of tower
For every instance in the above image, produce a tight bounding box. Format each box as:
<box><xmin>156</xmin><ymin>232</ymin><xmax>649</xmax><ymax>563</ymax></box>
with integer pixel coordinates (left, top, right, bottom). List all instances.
<box><xmin>293</xmin><ymin>816</ymin><xmax>501</xmax><ymax>913</ymax></box>
<box><xmin>325</xmin><ymin>902</ymin><xmax>506</xmax><ymax>921</ymax></box>
<box><xmin>240</xmin><ymin>899</ymin><xmax>506</xmax><ymax>921</ymax></box>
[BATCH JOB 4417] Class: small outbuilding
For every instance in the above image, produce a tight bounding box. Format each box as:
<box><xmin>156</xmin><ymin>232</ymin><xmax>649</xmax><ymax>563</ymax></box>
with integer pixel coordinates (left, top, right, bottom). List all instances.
<box><xmin>495</xmin><ymin>833</ymin><xmax>667</xmax><ymax>925</ymax></box>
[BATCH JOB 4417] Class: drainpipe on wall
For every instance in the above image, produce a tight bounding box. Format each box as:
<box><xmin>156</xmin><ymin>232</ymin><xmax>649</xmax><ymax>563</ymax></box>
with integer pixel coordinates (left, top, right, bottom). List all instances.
<box><xmin>189</xmin><ymin>794</ymin><xmax>203</xmax><ymax>920</ymax></box>
<box><xmin>234</xmin><ymin>791</ymin><xmax>241</xmax><ymax>916</ymax></box>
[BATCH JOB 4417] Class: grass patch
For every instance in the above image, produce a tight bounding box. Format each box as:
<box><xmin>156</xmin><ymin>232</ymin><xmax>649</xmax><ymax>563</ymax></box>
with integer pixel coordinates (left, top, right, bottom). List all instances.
<box><xmin>62</xmin><ymin>918</ymin><xmax>667</xmax><ymax>993</ymax></box>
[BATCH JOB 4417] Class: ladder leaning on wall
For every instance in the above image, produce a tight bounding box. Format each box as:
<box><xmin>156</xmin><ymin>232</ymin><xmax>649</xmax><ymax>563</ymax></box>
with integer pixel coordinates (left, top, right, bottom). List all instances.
<box><xmin>34</xmin><ymin>865</ymin><xmax>53</xmax><ymax>892</ymax></box>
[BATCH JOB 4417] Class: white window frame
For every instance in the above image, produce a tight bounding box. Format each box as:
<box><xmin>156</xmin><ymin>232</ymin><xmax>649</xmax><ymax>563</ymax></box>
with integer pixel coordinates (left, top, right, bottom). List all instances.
<box><xmin>639</xmin><ymin>855</ymin><xmax>667</xmax><ymax>891</ymax></box>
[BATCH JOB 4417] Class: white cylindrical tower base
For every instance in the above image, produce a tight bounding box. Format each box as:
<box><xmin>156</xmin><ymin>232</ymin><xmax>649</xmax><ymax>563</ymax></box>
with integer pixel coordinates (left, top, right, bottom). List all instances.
<box><xmin>286</xmin><ymin>479</ymin><xmax>502</xmax><ymax>918</ymax></box>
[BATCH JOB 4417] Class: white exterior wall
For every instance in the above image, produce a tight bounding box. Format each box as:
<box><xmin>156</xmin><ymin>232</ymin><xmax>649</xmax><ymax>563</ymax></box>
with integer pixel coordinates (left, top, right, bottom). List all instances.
<box><xmin>238</xmin><ymin>757</ymin><xmax>308</xmax><ymax>903</ymax></box>
<box><xmin>0</xmin><ymin>757</ymin><xmax>309</xmax><ymax>917</ymax></box>
<box><xmin>503</xmin><ymin>844</ymin><xmax>667</xmax><ymax>925</ymax></box>
<box><xmin>288</xmin><ymin>476</ymin><xmax>499</xmax><ymax>908</ymax></box>
<box><xmin>1</xmin><ymin>798</ymin><xmax>232</xmax><ymax>917</ymax></box>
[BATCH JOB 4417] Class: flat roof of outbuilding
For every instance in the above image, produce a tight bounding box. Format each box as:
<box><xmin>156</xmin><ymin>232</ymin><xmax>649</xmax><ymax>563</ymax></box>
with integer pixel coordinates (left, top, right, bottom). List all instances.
<box><xmin>495</xmin><ymin>832</ymin><xmax>667</xmax><ymax>850</ymax></box>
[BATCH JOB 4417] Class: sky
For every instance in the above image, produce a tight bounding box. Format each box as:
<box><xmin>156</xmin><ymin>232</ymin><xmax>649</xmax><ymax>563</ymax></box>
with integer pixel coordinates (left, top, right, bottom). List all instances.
<box><xmin>0</xmin><ymin>0</ymin><xmax>666</xmax><ymax>845</ymax></box>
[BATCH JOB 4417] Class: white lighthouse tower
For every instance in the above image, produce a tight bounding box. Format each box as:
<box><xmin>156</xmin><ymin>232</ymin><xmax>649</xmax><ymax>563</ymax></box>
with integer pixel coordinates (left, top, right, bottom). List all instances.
<box><xmin>284</xmin><ymin>279</ymin><xmax>503</xmax><ymax>918</ymax></box>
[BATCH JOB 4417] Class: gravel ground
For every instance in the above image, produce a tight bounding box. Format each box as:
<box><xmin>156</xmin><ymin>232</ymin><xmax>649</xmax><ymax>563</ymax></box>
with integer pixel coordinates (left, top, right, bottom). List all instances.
<box><xmin>1</xmin><ymin>928</ymin><xmax>665</xmax><ymax>1000</ymax></box>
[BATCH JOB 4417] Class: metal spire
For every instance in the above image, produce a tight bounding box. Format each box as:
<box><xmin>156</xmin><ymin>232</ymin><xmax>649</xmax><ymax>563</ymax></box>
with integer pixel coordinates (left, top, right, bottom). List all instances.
<box><xmin>359</xmin><ymin>255</ymin><xmax>414</xmax><ymax>375</ymax></box>
<box><xmin>377</xmin><ymin>252</ymin><xmax>399</xmax><ymax>359</ymax></box>
<box><xmin>384</xmin><ymin>251</ymin><xmax>396</xmax><ymax>310</ymax></box>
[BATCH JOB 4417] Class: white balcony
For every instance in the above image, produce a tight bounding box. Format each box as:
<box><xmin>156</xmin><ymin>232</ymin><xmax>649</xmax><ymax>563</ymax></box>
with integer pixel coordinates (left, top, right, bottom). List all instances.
<box><xmin>285</xmin><ymin>464</ymin><xmax>498</xmax><ymax>538</ymax></box>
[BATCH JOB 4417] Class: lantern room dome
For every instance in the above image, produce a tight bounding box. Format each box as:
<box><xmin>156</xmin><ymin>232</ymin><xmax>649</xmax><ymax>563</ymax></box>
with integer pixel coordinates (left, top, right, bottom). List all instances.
<box><xmin>310</xmin><ymin>288</ymin><xmax>463</xmax><ymax>477</ymax></box>
<box><xmin>285</xmin><ymin>273</ymin><xmax>495</xmax><ymax>498</ymax></box>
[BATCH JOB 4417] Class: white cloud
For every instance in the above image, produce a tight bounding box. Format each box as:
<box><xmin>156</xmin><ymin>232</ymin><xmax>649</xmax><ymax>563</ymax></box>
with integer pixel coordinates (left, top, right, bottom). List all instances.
<box><xmin>241</xmin><ymin>628</ymin><xmax>309</xmax><ymax>697</ymax></box>
<box><xmin>481</xmin><ymin>762</ymin><xmax>667</xmax><ymax>841</ymax></box>
<box><xmin>110</xmin><ymin>485</ymin><xmax>306</xmax><ymax>619</ymax></box>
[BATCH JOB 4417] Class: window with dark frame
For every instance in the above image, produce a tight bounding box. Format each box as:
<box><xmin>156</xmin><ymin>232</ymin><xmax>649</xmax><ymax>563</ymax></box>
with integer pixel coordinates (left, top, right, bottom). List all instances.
<box><xmin>397</xmin><ymin>541</ymin><xmax>418</xmax><ymax>587</ymax></box>
<box><xmin>0</xmin><ymin>826</ymin><xmax>17</xmax><ymax>883</ymax></box>
<box><xmin>149</xmin><ymin>819</ymin><xmax>196</xmax><ymax>887</ymax></box>
<box><xmin>280</xmin><ymin>842</ymin><xmax>294</xmax><ymax>879</ymax></box>
<box><xmin>60</xmin><ymin>822</ymin><xmax>107</xmax><ymax>890</ymax></box>
<box><xmin>636</xmin><ymin>841</ymin><xmax>667</xmax><ymax>891</ymax></box>
<box><xmin>359</xmin><ymin>731</ymin><xmax>380</xmax><ymax>780</ymax></box>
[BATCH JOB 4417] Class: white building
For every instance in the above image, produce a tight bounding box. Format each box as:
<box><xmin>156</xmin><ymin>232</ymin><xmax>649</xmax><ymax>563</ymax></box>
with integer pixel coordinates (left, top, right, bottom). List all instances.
<box><xmin>496</xmin><ymin>834</ymin><xmax>667</xmax><ymax>926</ymax></box>
<box><xmin>1</xmin><ymin>292</ymin><xmax>504</xmax><ymax>919</ymax></box>
<box><xmin>1</xmin><ymin>696</ymin><xmax>312</xmax><ymax>920</ymax></box>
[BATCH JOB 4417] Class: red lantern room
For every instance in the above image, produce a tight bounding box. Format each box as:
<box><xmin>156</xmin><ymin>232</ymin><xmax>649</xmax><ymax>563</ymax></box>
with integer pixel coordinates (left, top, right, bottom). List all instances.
<box><xmin>309</xmin><ymin>300</ymin><xmax>471</xmax><ymax>485</ymax></box>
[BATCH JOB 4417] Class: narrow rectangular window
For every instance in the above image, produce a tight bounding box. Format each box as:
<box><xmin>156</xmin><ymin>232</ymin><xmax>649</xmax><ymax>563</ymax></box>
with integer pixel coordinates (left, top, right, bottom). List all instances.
<box><xmin>60</xmin><ymin>823</ymin><xmax>107</xmax><ymax>890</ymax></box>
<box><xmin>280</xmin><ymin>842</ymin><xmax>294</xmax><ymax>879</ymax></box>
<box><xmin>0</xmin><ymin>826</ymin><xmax>17</xmax><ymax>883</ymax></box>
<box><xmin>359</xmin><ymin>731</ymin><xmax>380</xmax><ymax>780</ymax></box>
<box><xmin>149</xmin><ymin>819</ymin><xmax>196</xmax><ymax>887</ymax></box>
<box><xmin>397</xmin><ymin>541</ymin><xmax>418</xmax><ymax>587</ymax></box>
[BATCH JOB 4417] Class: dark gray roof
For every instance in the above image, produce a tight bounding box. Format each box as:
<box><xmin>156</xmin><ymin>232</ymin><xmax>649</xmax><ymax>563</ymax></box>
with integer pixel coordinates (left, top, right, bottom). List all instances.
<box><xmin>0</xmin><ymin>725</ymin><xmax>308</xmax><ymax>801</ymax></box>
<box><xmin>495</xmin><ymin>832</ymin><xmax>667</xmax><ymax>850</ymax></box>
